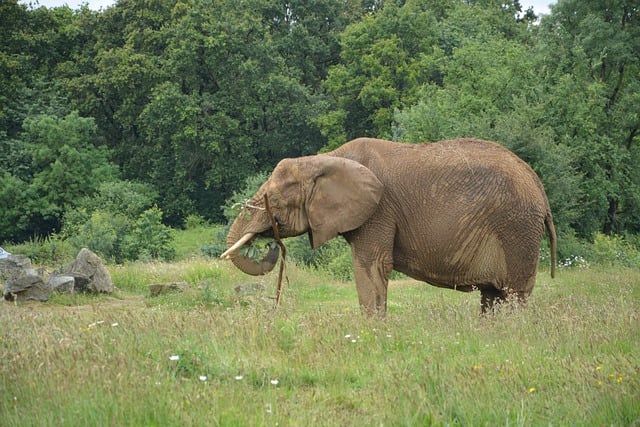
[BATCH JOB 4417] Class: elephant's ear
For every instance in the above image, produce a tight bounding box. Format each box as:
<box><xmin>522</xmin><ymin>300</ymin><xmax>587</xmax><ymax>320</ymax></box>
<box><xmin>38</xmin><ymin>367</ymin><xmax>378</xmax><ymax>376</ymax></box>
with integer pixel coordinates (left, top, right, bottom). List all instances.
<box><xmin>306</xmin><ymin>156</ymin><xmax>383</xmax><ymax>249</ymax></box>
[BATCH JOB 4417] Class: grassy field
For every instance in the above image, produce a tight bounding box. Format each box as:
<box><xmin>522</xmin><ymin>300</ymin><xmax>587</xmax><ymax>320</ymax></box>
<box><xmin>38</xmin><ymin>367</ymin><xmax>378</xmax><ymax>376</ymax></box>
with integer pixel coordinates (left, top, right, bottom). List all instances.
<box><xmin>1</xmin><ymin>249</ymin><xmax>638</xmax><ymax>425</ymax></box>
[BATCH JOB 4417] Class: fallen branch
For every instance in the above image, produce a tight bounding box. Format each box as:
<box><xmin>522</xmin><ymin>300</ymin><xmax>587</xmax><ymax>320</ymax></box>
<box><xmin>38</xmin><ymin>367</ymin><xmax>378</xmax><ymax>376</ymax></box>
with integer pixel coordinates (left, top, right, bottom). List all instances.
<box><xmin>263</xmin><ymin>194</ymin><xmax>288</xmax><ymax>308</ymax></box>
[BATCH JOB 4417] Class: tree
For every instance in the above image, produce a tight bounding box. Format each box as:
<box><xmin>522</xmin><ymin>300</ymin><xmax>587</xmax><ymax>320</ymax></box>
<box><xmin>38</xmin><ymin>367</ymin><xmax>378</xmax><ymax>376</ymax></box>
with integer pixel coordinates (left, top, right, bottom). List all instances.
<box><xmin>318</xmin><ymin>0</ymin><xmax>534</xmax><ymax>150</ymax></box>
<box><xmin>0</xmin><ymin>1</ymin><xmax>83</xmax><ymax>138</ymax></box>
<box><xmin>319</xmin><ymin>1</ymin><xmax>439</xmax><ymax>148</ymax></box>
<box><xmin>0</xmin><ymin>112</ymin><xmax>118</xmax><ymax>241</ymax></box>
<box><xmin>134</xmin><ymin>0</ymin><xmax>327</xmax><ymax>223</ymax></box>
<box><xmin>393</xmin><ymin>37</ymin><xmax>581</xmax><ymax>235</ymax></box>
<box><xmin>61</xmin><ymin>0</ymin><xmax>338</xmax><ymax>224</ymax></box>
<box><xmin>538</xmin><ymin>0</ymin><xmax>640</xmax><ymax>236</ymax></box>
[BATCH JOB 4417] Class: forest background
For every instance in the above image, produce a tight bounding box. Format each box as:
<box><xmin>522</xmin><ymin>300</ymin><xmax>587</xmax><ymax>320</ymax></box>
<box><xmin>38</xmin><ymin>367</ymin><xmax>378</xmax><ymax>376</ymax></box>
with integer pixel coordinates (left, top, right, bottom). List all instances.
<box><xmin>1</xmin><ymin>0</ymin><xmax>639</xmax><ymax>266</ymax></box>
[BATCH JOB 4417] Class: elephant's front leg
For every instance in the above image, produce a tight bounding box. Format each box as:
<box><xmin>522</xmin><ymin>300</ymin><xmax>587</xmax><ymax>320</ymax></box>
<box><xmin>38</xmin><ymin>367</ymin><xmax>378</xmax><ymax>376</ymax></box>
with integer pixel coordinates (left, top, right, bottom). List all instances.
<box><xmin>349</xmin><ymin>243</ymin><xmax>394</xmax><ymax>316</ymax></box>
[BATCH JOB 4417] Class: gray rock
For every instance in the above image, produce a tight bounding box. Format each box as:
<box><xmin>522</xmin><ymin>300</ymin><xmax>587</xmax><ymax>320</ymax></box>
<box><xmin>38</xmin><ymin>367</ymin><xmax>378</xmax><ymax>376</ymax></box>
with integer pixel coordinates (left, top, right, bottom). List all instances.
<box><xmin>3</xmin><ymin>268</ymin><xmax>51</xmax><ymax>302</ymax></box>
<box><xmin>6</xmin><ymin>268</ymin><xmax>42</xmax><ymax>291</ymax></box>
<box><xmin>149</xmin><ymin>281</ymin><xmax>190</xmax><ymax>297</ymax></box>
<box><xmin>58</xmin><ymin>248</ymin><xmax>113</xmax><ymax>293</ymax></box>
<box><xmin>0</xmin><ymin>255</ymin><xmax>32</xmax><ymax>281</ymax></box>
<box><xmin>48</xmin><ymin>275</ymin><xmax>76</xmax><ymax>293</ymax></box>
<box><xmin>234</xmin><ymin>283</ymin><xmax>266</xmax><ymax>296</ymax></box>
<box><xmin>57</xmin><ymin>272</ymin><xmax>92</xmax><ymax>292</ymax></box>
<box><xmin>1</xmin><ymin>249</ymin><xmax>113</xmax><ymax>301</ymax></box>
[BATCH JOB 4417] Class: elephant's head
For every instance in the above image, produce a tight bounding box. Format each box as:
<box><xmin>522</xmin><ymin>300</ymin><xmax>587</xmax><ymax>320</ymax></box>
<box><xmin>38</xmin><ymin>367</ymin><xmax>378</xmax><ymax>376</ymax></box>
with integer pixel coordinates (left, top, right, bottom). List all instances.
<box><xmin>221</xmin><ymin>154</ymin><xmax>384</xmax><ymax>275</ymax></box>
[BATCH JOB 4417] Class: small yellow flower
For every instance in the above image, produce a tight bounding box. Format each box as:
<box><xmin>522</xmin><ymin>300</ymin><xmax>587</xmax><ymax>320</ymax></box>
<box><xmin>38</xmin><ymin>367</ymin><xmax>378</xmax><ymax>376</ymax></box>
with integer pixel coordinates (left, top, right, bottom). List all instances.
<box><xmin>596</xmin><ymin>366</ymin><xmax>602</xmax><ymax>371</ymax></box>
<box><xmin>529</xmin><ymin>387</ymin><xmax>536</xmax><ymax>393</ymax></box>
<box><xmin>617</xmin><ymin>376</ymin><xmax>623</xmax><ymax>383</ymax></box>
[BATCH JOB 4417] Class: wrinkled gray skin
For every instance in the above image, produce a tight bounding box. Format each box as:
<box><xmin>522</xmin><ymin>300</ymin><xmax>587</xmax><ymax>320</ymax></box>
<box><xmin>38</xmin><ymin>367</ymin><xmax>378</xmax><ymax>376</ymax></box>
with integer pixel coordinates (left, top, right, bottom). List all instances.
<box><xmin>223</xmin><ymin>138</ymin><xmax>557</xmax><ymax>315</ymax></box>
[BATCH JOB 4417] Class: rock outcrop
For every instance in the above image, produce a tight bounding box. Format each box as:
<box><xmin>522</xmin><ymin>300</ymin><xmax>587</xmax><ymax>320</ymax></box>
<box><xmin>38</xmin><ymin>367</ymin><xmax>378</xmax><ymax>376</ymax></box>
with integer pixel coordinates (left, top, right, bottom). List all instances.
<box><xmin>1</xmin><ymin>248</ymin><xmax>113</xmax><ymax>302</ymax></box>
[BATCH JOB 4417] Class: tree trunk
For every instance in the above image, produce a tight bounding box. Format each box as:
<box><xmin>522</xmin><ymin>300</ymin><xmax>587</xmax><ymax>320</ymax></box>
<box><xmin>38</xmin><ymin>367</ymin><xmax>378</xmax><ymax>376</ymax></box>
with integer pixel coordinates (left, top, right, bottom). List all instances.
<box><xmin>602</xmin><ymin>197</ymin><xmax>619</xmax><ymax>236</ymax></box>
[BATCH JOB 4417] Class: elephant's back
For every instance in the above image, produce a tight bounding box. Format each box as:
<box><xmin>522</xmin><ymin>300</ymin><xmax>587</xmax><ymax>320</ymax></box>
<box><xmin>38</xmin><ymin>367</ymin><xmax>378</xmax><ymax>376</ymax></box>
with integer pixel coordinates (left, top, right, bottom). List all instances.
<box><xmin>397</xmin><ymin>139</ymin><xmax>547</xmax><ymax>206</ymax></box>
<box><xmin>333</xmin><ymin>137</ymin><xmax>550</xmax><ymax>213</ymax></box>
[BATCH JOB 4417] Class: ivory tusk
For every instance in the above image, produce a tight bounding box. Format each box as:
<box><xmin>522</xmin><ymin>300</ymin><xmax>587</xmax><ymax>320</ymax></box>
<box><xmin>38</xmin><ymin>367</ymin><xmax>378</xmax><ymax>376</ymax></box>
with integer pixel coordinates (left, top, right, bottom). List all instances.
<box><xmin>220</xmin><ymin>233</ymin><xmax>255</xmax><ymax>259</ymax></box>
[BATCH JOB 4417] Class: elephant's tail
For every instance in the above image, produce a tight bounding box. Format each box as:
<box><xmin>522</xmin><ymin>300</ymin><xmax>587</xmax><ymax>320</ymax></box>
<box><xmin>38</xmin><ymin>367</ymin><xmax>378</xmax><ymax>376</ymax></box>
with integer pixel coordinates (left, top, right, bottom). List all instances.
<box><xmin>545</xmin><ymin>211</ymin><xmax>557</xmax><ymax>278</ymax></box>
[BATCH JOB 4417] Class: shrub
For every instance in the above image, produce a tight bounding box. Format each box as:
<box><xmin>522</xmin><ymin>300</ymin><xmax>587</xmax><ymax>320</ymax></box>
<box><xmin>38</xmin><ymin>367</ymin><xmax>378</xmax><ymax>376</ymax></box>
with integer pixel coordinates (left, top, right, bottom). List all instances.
<box><xmin>591</xmin><ymin>233</ymin><xmax>640</xmax><ymax>268</ymax></box>
<box><xmin>556</xmin><ymin>232</ymin><xmax>640</xmax><ymax>269</ymax></box>
<box><xmin>185</xmin><ymin>214</ymin><xmax>209</xmax><ymax>229</ymax></box>
<box><xmin>61</xmin><ymin>180</ymin><xmax>175</xmax><ymax>263</ymax></box>
<box><xmin>555</xmin><ymin>230</ymin><xmax>592</xmax><ymax>269</ymax></box>
<box><xmin>78</xmin><ymin>180</ymin><xmax>158</xmax><ymax>219</ymax></box>
<box><xmin>130</xmin><ymin>206</ymin><xmax>175</xmax><ymax>261</ymax></box>
<box><xmin>68</xmin><ymin>211</ymin><xmax>131</xmax><ymax>263</ymax></box>
<box><xmin>4</xmin><ymin>235</ymin><xmax>75</xmax><ymax>265</ymax></box>
<box><xmin>200</xmin><ymin>224</ymin><xmax>229</xmax><ymax>258</ymax></box>
<box><xmin>66</xmin><ymin>207</ymin><xmax>175</xmax><ymax>263</ymax></box>
<box><xmin>288</xmin><ymin>237</ymin><xmax>354</xmax><ymax>281</ymax></box>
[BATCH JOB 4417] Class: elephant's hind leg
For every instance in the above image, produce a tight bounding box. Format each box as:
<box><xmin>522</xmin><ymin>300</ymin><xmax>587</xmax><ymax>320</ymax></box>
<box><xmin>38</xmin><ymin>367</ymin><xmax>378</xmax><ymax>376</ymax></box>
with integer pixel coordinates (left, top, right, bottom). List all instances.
<box><xmin>480</xmin><ymin>287</ymin><xmax>506</xmax><ymax>314</ymax></box>
<box><xmin>480</xmin><ymin>287</ymin><xmax>530</xmax><ymax>314</ymax></box>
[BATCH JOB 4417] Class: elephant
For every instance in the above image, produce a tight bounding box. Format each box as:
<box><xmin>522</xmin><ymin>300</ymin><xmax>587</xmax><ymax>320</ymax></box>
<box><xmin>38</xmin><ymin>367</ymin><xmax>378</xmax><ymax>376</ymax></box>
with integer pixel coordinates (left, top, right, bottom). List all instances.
<box><xmin>221</xmin><ymin>138</ymin><xmax>557</xmax><ymax>315</ymax></box>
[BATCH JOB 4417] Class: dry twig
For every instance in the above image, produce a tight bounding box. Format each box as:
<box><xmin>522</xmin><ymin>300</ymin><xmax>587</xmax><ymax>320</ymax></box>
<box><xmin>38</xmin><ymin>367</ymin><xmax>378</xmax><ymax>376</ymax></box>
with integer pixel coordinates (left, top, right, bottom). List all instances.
<box><xmin>263</xmin><ymin>194</ymin><xmax>288</xmax><ymax>308</ymax></box>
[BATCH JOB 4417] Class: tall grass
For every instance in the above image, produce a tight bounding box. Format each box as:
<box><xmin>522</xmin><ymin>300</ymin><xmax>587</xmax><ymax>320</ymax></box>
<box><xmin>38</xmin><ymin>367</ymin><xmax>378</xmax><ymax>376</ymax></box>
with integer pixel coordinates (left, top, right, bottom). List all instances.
<box><xmin>1</xmin><ymin>260</ymin><xmax>638</xmax><ymax>426</ymax></box>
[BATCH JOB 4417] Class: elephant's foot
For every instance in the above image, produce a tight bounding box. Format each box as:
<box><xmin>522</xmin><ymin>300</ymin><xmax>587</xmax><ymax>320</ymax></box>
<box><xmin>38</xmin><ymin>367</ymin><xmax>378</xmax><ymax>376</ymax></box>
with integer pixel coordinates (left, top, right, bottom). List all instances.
<box><xmin>481</xmin><ymin>287</ymin><xmax>503</xmax><ymax>314</ymax></box>
<box><xmin>480</xmin><ymin>287</ymin><xmax>529</xmax><ymax>314</ymax></box>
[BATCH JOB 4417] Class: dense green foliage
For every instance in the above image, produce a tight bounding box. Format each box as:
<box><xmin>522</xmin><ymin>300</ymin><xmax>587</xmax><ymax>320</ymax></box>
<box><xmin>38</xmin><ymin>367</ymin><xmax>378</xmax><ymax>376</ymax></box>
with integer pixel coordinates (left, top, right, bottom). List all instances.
<box><xmin>1</xmin><ymin>0</ymin><xmax>639</xmax><ymax>251</ymax></box>
<box><xmin>60</xmin><ymin>180</ymin><xmax>176</xmax><ymax>262</ymax></box>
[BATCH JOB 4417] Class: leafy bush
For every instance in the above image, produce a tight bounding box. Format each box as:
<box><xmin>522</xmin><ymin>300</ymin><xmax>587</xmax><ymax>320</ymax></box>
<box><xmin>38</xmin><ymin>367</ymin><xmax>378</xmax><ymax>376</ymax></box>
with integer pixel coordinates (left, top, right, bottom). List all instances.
<box><xmin>200</xmin><ymin>225</ymin><xmax>229</xmax><ymax>258</ymax></box>
<box><xmin>556</xmin><ymin>230</ymin><xmax>591</xmax><ymax>266</ymax></box>
<box><xmin>129</xmin><ymin>206</ymin><xmax>175</xmax><ymax>261</ymax></box>
<box><xmin>287</xmin><ymin>237</ymin><xmax>354</xmax><ymax>281</ymax></box>
<box><xmin>0</xmin><ymin>112</ymin><xmax>119</xmax><ymax>241</ymax></box>
<box><xmin>68</xmin><ymin>211</ymin><xmax>132</xmax><ymax>263</ymax></box>
<box><xmin>60</xmin><ymin>180</ymin><xmax>175</xmax><ymax>263</ymax></box>
<box><xmin>4</xmin><ymin>235</ymin><xmax>75</xmax><ymax>265</ymax></box>
<box><xmin>62</xmin><ymin>180</ymin><xmax>157</xmax><ymax>235</ymax></box>
<box><xmin>76</xmin><ymin>180</ymin><xmax>159</xmax><ymax>219</ymax></box>
<box><xmin>65</xmin><ymin>208</ymin><xmax>175</xmax><ymax>264</ymax></box>
<box><xmin>591</xmin><ymin>233</ymin><xmax>640</xmax><ymax>268</ymax></box>
<box><xmin>555</xmin><ymin>232</ymin><xmax>640</xmax><ymax>269</ymax></box>
<box><xmin>184</xmin><ymin>214</ymin><xmax>209</xmax><ymax>229</ymax></box>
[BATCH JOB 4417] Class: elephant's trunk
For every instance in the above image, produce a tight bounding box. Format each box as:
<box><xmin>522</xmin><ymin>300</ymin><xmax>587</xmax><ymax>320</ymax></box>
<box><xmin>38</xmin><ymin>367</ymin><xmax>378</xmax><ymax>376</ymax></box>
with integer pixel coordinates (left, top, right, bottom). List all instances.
<box><xmin>222</xmin><ymin>230</ymin><xmax>279</xmax><ymax>276</ymax></box>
